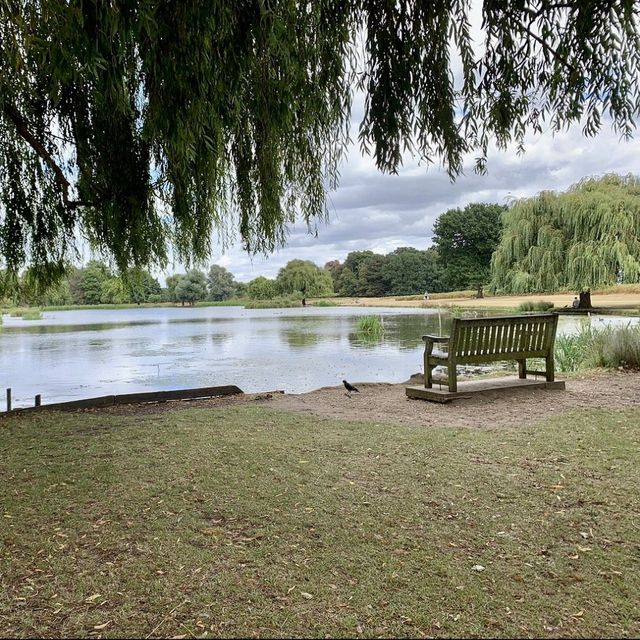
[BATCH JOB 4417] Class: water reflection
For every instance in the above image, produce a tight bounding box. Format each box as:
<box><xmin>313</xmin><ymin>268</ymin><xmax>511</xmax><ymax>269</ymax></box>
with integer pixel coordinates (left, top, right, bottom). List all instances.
<box><xmin>282</xmin><ymin>330</ymin><xmax>322</xmax><ymax>348</ymax></box>
<box><xmin>347</xmin><ymin>313</ymin><xmax>454</xmax><ymax>350</ymax></box>
<box><xmin>0</xmin><ymin>320</ymin><xmax>158</xmax><ymax>334</ymax></box>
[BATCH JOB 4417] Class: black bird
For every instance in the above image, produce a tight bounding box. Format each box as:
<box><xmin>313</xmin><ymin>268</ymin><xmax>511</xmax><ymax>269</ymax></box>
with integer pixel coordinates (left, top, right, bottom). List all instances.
<box><xmin>343</xmin><ymin>379</ymin><xmax>359</xmax><ymax>393</ymax></box>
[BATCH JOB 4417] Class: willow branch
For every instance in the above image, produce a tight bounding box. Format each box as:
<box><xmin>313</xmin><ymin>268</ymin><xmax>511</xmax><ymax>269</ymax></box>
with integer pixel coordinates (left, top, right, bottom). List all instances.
<box><xmin>2</xmin><ymin>101</ymin><xmax>108</xmax><ymax>209</ymax></box>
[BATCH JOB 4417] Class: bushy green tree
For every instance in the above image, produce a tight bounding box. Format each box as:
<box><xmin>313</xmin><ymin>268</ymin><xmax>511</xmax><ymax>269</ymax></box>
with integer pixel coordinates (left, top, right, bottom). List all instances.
<box><xmin>357</xmin><ymin>254</ymin><xmax>387</xmax><ymax>297</ymax></box>
<box><xmin>100</xmin><ymin>277</ymin><xmax>129</xmax><ymax>304</ymax></box>
<box><xmin>324</xmin><ymin>260</ymin><xmax>343</xmax><ymax>291</ymax></box>
<box><xmin>337</xmin><ymin>251</ymin><xmax>378</xmax><ymax>296</ymax></box>
<box><xmin>165</xmin><ymin>274</ymin><xmax>185</xmax><ymax>303</ymax></box>
<box><xmin>432</xmin><ymin>203</ymin><xmax>506</xmax><ymax>292</ymax></box>
<box><xmin>491</xmin><ymin>174</ymin><xmax>640</xmax><ymax>307</ymax></box>
<box><xmin>126</xmin><ymin>268</ymin><xmax>161</xmax><ymax>304</ymax></box>
<box><xmin>174</xmin><ymin>270</ymin><xmax>207</xmax><ymax>306</ymax></box>
<box><xmin>42</xmin><ymin>279</ymin><xmax>73</xmax><ymax>306</ymax></box>
<box><xmin>80</xmin><ymin>261</ymin><xmax>111</xmax><ymax>305</ymax></box>
<box><xmin>336</xmin><ymin>268</ymin><xmax>359</xmax><ymax>297</ymax></box>
<box><xmin>247</xmin><ymin>276</ymin><xmax>278</xmax><ymax>300</ymax></box>
<box><xmin>67</xmin><ymin>268</ymin><xmax>85</xmax><ymax>304</ymax></box>
<box><xmin>4</xmin><ymin>2</ymin><xmax>639</xmax><ymax>283</ymax></box>
<box><xmin>207</xmin><ymin>265</ymin><xmax>237</xmax><ymax>301</ymax></box>
<box><xmin>382</xmin><ymin>247</ymin><xmax>443</xmax><ymax>295</ymax></box>
<box><xmin>234</xmin><ymin>282</ymin><xmax>248</xmax><ymax>298</ymax></box>
<box><xmin>276</xmin><ymin>260</ymin><xmax>333</xmax><ymax>298</ymax></box>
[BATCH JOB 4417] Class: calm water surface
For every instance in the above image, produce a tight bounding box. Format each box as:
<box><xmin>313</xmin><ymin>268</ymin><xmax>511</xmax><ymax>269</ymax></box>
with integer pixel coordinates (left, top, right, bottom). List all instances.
<box><xmin>1</xmin><ymin>306</ymin><xmax>637</xmax><ymax>408</ymax></box>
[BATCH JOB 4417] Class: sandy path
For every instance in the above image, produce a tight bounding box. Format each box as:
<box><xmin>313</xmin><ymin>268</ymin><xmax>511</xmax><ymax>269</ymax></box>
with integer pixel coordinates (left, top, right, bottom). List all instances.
<box><xmin>263</xmin><ymin>371</ymin><xmax>639</xmax><ymax>428</ymax></box>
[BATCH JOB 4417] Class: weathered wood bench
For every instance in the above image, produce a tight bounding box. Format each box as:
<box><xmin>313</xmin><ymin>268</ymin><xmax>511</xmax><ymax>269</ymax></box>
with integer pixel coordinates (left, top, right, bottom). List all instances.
<box><xmin>423</xmin><ymin>313</ymin><xmax>559</xmax><ymax>393</ymax></box>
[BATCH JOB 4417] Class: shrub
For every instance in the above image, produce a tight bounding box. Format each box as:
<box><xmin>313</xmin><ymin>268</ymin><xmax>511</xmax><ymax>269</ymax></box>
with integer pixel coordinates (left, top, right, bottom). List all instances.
<box><xmin>599</xmin><ymin>324</ymin><xmax>640</xmax><ymax>369</ymax></box>
<box><xmin>518</xmin><ymin>300</ymin><xmax>555</xmax><ymax>312</ymax></box>
<box><xmin>244</xmin><ymin>295</ymin><xmax>302</xmax><ymax>309</ymax></box>
<box><xmin>553</xmin><ymin>323</ymin><xmax>640</xmax><ymax>371</ymax></box>
<box><xmin>10</xmin><ymin>308</ymin><xmax>42</xmax><ymax>320</ymax></box>
<box><xmin>22</xmin><ymin>309</ymin><xmax>43</xmax><ymax>320</ymax></box>
<box><xmin>554</xmin><ymin>334</ymin><xmax>586</xmax><ymax>372</ymax></box>
<box><xmin>313</xmin><ymin>300</ymin><xmax>337</xmax><ymax>307</ymax></box>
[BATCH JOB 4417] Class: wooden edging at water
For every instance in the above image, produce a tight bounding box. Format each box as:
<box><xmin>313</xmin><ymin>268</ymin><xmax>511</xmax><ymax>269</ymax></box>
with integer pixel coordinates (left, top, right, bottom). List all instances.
<box><xmin>1</xmin><ymin>384</ymin><xmax>244</xmax><ymax>416</ymax></box>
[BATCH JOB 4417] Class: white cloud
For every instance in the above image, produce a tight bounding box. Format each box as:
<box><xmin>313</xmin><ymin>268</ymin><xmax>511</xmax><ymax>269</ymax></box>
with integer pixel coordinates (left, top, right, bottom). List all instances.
<box><xmin>213</xmin><ymin>120</ymin><xmax>640</xmax><ymax>282</ymax></box>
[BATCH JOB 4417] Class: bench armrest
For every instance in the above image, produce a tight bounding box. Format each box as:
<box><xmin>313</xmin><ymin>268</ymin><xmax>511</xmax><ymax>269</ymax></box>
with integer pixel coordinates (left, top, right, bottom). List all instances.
<box><xmin>422</xmin><ymin>334</ymin><xmax>450</xmax><ymax>357</ymax></box>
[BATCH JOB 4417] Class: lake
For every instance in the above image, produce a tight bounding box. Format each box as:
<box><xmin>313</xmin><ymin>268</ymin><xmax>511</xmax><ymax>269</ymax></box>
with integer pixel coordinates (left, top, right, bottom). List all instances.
<box><xmin>1</xmin><ymin>306</ymin><xmax>637</xmax><ymax>408</ymax></box>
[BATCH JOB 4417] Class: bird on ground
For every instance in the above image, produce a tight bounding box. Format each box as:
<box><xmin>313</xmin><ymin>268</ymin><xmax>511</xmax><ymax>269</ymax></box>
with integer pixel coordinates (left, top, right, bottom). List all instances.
<box><xmin>343</xmin><ymin>380</ymin><xmax>359</xmax><ymax>393</ymax></box>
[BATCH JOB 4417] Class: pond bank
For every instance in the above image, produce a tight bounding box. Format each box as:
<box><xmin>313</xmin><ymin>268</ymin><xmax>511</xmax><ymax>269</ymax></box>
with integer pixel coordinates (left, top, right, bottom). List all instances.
<box><xmin>59</xmin><ymin>370</ymin><xmax>640</xmax><ymax>431</ymax></box>
<box><xmin>322</xmin><ymin>292</ymin><xmax>640</xmax><ymax>312</ymax></box>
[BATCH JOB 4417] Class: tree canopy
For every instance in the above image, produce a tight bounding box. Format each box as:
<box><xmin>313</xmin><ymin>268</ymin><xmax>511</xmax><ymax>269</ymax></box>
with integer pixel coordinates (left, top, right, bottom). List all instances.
<box><xmin>3</xmin><ymin>1</ymin><xmax>640</xmax><ymax>283</ymax></box>
<box><xmin>276</xmin><ymin>259</ymin><xmax>333</xmax><ymax>297</ymax></box>
<box><xmin>174</xmin><ymin>270</ymin><xmax>207</xmax><ymax>306</ymax></box>
<box><xmin>382</xmin><ymin>247</ymin><xmax>443</xmax><ymax>296</ymax></box>
<box><xmin>491</xmin><ymin>174</ymin><xmax>640</xmax><ymax>294</ymax></box>
<box><xmin>432</xmin><ymin>203</ymin><xmax>506</xmax><ymax>291</ymax></box>
<box><xmin>207</xmin><ymin>265</ymin><xmax>237</xmax><ymax>301</ymax></box>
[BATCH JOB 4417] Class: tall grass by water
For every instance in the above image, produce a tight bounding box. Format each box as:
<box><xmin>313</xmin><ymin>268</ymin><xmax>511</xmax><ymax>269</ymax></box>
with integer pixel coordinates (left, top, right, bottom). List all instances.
<box><xmin>356</xmin><ymin>315</ymin><xmax>384</xmax><ymax>336</ymax></box>
<box><xmin>554</xmin><ymin>323</ymin><xmax>640</xmax><ymax>371</ymax></box>
<box><xmin>8</xmin><ymin>307</ymin><xmax>42</xmax><ymax>320</ymax></box>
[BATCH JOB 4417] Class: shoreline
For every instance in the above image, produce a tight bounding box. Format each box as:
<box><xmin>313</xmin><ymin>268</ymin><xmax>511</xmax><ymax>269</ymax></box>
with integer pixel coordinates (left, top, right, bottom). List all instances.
<box><xmin>318</xmin><ymin>291</ymin><xmax>640</xmax><ymax>313</ymax></box>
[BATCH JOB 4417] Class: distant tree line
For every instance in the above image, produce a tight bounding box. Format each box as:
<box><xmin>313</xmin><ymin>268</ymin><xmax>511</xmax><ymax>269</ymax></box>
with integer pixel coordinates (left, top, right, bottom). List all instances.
<box><xmin>4</xmin><ymin>175</ymin><xmax>635</xmax><ymax>309</ymax></box>
<box><xmin>2</xmin><ymin>262</ymin><xmax>164</xmax><ymax>306</ymax></box>
<box><xmin>1</xmin><ymin>202</ymin><xmax>507</xmax><ymax>306</ymax></box>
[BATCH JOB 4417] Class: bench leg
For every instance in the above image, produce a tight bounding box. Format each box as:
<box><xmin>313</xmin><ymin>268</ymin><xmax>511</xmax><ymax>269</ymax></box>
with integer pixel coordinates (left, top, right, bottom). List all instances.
<box><xmin>545</xmin><ymin>354</ymin><xmax>555</xmax><ymax>382</ymax></box>
<box><xmin>518</xmin><ymin>359</ymin><xmax>526</xmax><ymax>379</ymax></box>
<box><xmin>447</xmin><ymin>364</ymin><xmax>457</xmax><ymax>393</ymax></box>
<box><xmin>425</xmin><ymin>362</ymin><xmax>434</xmax><ymax>388</ymax></box>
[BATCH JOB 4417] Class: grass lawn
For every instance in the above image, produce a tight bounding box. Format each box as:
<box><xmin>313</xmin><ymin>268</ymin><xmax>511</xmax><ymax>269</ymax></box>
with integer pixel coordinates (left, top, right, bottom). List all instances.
<box><xmin>1</xmin><ymin>406</ymin><xmax>638</xmax><ymax>638</ymax></box>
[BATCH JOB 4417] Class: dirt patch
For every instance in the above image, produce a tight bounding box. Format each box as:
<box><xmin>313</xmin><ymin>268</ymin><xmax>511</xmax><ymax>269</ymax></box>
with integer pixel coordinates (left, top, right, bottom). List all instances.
<box><xmin>265</xmin><ymin>371</ymin><xmax>639</xmax><ymax>428</ymax></box>
<box><xmin>64</xmin><ymin>370</ymin><xmax>640</xmax><ymax>429</ymax></box>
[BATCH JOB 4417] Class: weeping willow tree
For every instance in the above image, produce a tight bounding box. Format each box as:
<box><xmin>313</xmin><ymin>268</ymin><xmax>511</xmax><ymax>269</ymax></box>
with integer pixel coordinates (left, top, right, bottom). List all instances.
<box><xmin>491</xmin><ymin>174</ymin><xmax>640</xmax><ymax>308</ymax></box>
<box><xmin>2</xmin><ymin>1</ymin><xmax>640</xmax><ymax>288</ymax></box>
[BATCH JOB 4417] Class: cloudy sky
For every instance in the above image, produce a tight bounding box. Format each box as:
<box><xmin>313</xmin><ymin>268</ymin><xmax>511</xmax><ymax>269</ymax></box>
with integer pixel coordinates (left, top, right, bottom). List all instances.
<box><xmin>201</xmin><ymin>4</ymin><xmax>640</xmax><ymax>284</ymax></box>
<box><xmin>208</xmin><ymin>118</ymin><xmax>640</xmax><ymax>283</ymax></box>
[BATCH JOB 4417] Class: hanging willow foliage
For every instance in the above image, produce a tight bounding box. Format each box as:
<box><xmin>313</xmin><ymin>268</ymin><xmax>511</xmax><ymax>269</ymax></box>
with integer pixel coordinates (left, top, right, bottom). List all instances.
<box><xmin>491</xmin><ymin>174</ymin><xmax>640</xmax><ymax>292</ymax></box>
<box><xmin>2</xmin><ymin>1</ymin><xmax>640</xmax><ymax>284</ymax></box>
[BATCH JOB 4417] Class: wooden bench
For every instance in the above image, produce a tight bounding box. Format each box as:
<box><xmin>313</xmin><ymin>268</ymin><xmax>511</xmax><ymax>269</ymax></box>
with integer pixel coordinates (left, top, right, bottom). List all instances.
<box><xmin>423</xmin><ymin>313</ymin><xmax>559</xmax><ymax>393</ymax></box>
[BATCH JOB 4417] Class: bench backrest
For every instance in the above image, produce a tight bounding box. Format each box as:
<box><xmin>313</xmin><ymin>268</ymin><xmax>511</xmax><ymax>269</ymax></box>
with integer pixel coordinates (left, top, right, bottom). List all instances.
<box><xmin>450</xmin><ymin>313</ymin><xmax>558</xmax><ymax>359</ymax></box>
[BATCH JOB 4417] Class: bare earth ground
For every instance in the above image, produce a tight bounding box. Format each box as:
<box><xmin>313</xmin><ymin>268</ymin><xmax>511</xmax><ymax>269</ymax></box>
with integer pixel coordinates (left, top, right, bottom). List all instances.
<box><xmin>94</xmin><ymin>370</ymin><xmax>639</xmax><ymax>428</ymax></box>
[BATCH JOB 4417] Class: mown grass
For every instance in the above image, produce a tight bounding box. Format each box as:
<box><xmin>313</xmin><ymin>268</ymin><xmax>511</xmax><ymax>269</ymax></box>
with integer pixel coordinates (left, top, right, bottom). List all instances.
<box><xmin>1</xmin><ymin>406</ymin><xmax>638</xmax><ymax>638</ymax></box>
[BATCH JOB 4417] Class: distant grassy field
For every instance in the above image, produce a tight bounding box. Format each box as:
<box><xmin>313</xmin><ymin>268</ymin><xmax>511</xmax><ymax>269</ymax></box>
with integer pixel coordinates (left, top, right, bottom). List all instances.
<box><xmin>1</xmin><ymin>406</ymin><xmax>638</xmax><ymax>638</ymax></box>
<box><xmin>322</xmin><ymin>288</ymin><xmax>640</xmax><ymax>312</ymax></box>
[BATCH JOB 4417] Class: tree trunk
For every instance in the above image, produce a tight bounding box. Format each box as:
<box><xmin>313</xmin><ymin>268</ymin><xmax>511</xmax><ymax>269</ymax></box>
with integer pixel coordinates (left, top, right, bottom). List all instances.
<box><xmin>578</xmin><ymin>290</ymin><xmax>592</xmax><ymax>309</ymax></box>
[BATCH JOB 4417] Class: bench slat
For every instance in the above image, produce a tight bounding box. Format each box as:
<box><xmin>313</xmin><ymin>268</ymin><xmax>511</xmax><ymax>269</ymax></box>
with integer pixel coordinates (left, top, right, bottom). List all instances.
<box><xmin>425</xmin><ymin>314</ymin><xmax>558</xmax><ymax>373</ymax></box>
